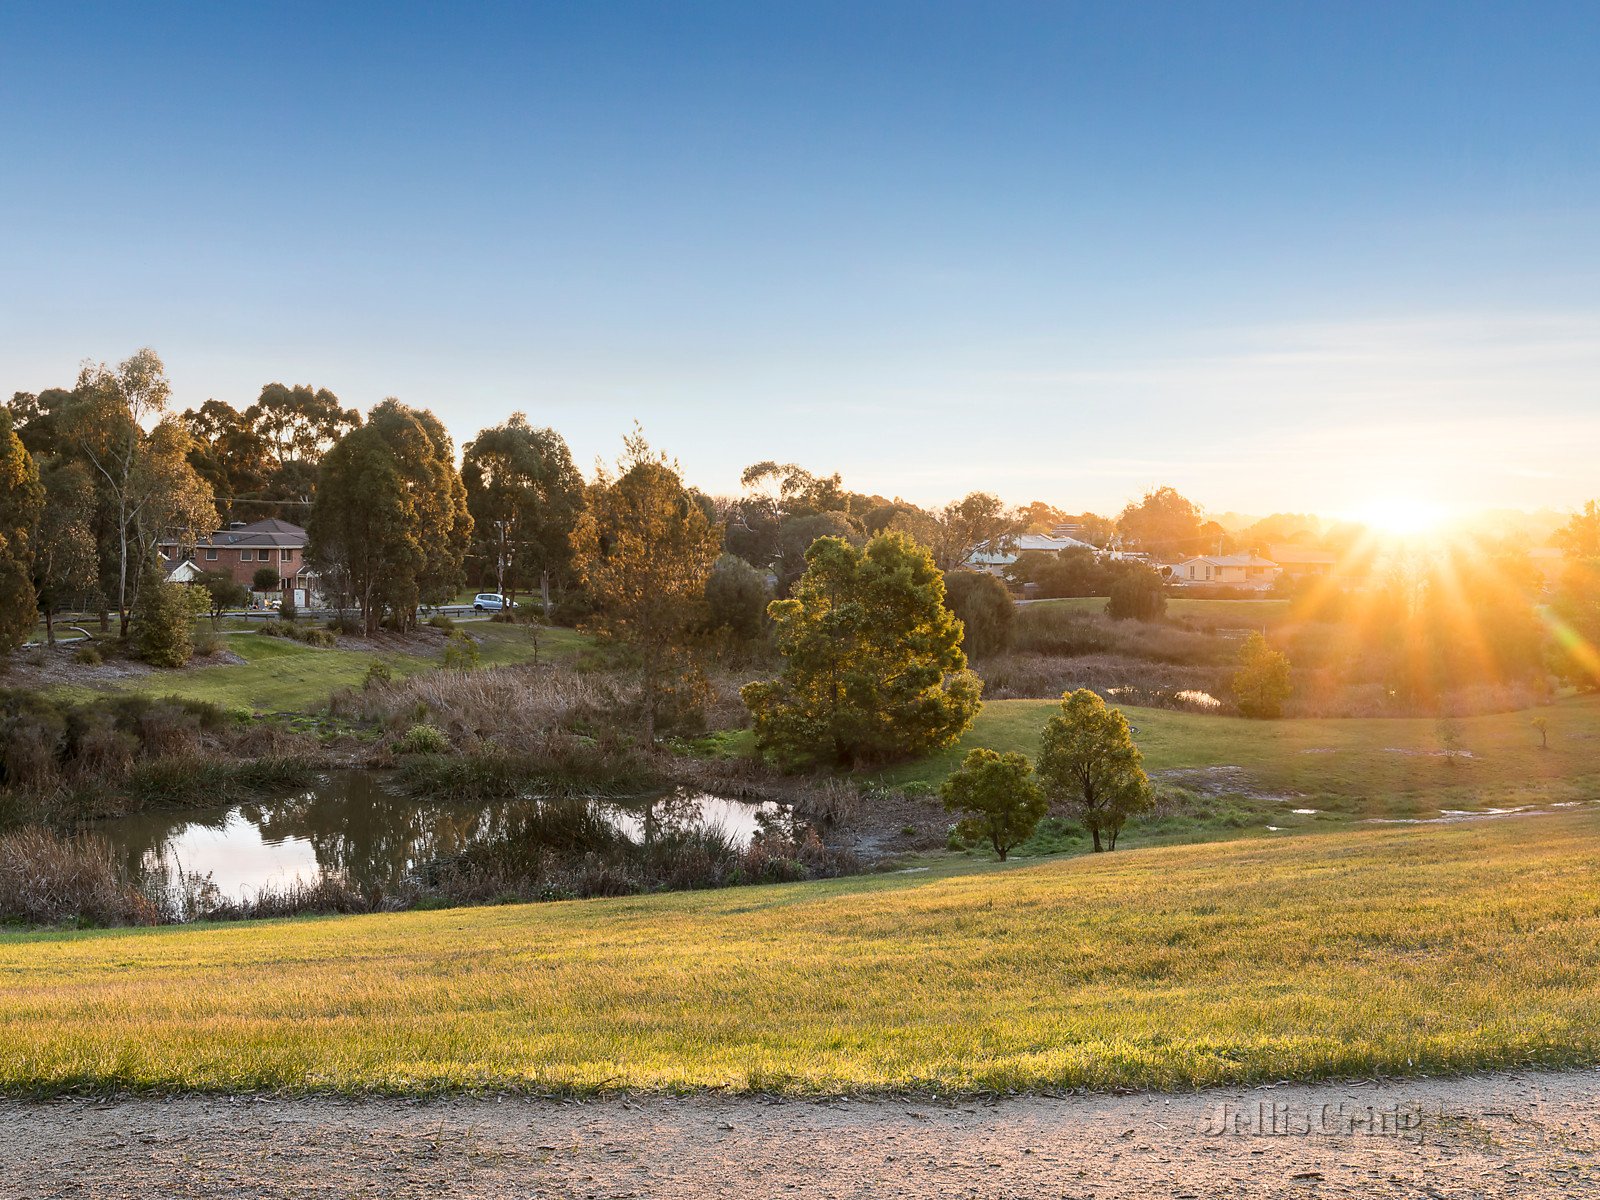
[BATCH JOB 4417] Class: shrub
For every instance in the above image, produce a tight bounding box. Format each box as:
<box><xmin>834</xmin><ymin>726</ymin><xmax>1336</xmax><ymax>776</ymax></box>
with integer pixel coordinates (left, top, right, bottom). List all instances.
<box><xmin>1037</xmin><ymin>688</ymin><xmax>1155</xmax><ymax>852</ymax></box>
<box><xmin>1232</xmin><ymin>631</ymin><xmax>1292</xmax><ymax>719</ymax></box>
<box><xmin>943</xmin><ymin>570</ymin><xmax>1014</xmax><ymax>656</ymax></box>
<box><xmin>252</xmin><ymin>565</ymin><xmax>281</xmax><ymax>593</ymax></box>
<box><xmin>1106</xmin><ymin>568</ymin><xmax>1168</xmax><ymax>622</ymax></box>
<box><xmin>72</xmin><ymin>642</ymin><xmax>103</xmax><ymax>665</ymax></box>
<box><xmin>442</xmin><ymin>629</ymin><xmax>481</xmax><ymax>669</ymax></box>
<box><xmin>427</xmin><ymin>612</ymin><xmax>455</xmax><ymax>630</ymax></box>
<box><xmin>192</xmin><ymin>631</ymin><xmax>224</xmax><ymax>658</ymax></box>
<box><xmin>134</xmin><ymin>577</ymin><xmax>194</xmax><ymax>668</ymax></box>
<box><xmin>278</xmin><ymin>598</ymin><xmax>298</xmax><ymax>624</ymax></box>
<box><xmin>704</xmin><ymin>554</ymin><xmax>770</xmax><ymax>644</ymax></box>
<box><xmin>365</xmin><ymin>659</ymin><xmax>394</xmax><ymax>689</ymax></box>
<box><xmin>940</xmin><ymin>747</ymin><xmax>1047</xmax><ymax>860</ymax></box>
<box><xmin>394</xmin><ymin>723</ymin><xmax>450</xmax><ymax>754</ymax></box>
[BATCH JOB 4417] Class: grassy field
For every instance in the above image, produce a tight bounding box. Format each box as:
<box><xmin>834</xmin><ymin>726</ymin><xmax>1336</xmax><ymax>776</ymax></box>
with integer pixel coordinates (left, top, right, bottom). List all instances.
<box><xmin>1027</xmin><ymin>595</ymin><xmax>1292</xmax><ymax>629</ymax></box>
<box><xmin>879</xmin><ymin>693</ymin><xmax>1600</xmax><ymax>812</ymax></box>
<box><xmin>53</xmin><ymin>622</ymin><xmax>589</xmax><ymax>712</ymax></box>
<box><xmin>2</xmin><ymin>811</ymin><xmax>1597</xmax><ymax>1095</ymax></box>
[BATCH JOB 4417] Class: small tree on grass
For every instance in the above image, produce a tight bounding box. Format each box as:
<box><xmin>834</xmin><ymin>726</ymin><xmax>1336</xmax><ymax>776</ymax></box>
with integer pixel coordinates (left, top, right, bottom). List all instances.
<box><xmin>1037</xmin><ymin>688</ymin><xmax>1154</xmax><ymax>852</ymax></box>
<box><xmin>198</xmin><ymin>570</ymin><xmax>249</xmax><ymax>626</ymax></box>
<box><xmin>1532</xmin><ymin>715</ymin><xmax>1550</xmax><ymax>750</ymax></box>
<box><xmin>941</xmin><ymin>747</ymin><xmax>1046</xmax><ymax>860</ymax></box>
<box><xmin>1233</xmin><ymin>631</ymin><xmax>1292</xmax><ymax>718</ymax></box>
<box><xmin>135</xmin><ymin>572</ymin><xmax>195</xmax><ymax>668</ymax></box>
<box><xmin>1106</xmin><ymin>567</ymin><xmax>1167</xmax><ymax>621</ymax></box>
<box><xmin>252</xmin><ymin>565</ymin><xmax>280</xmax><ymax>594</ymax></box>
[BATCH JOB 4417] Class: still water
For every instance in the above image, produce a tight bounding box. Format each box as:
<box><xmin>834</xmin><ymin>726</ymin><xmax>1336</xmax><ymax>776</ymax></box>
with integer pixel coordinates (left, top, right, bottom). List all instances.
<box><xmin>89</xmin><ymin>770</ymin><xmax>784</xmax><ymax>905</ymax></box>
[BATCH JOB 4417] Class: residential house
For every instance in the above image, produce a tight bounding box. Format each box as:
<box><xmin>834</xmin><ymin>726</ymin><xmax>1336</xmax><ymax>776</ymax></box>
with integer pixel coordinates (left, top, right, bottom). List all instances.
<box><xmin>966</xmin><ymin>532</ymin><xmax>1098</xmax><ymax>576</ymax></box>
<box><xmin>1174</xmin><ymin>554</ymin><xmax>1281</xmax><ymax>590</ymax></box>
<box><xmin>159</xmin><ymin>518</ymin><xmax>321</xmax><ymax>607</ymax></box>
<box><xmin>1268</xmin><ymin>543</ymin><xmax>1339</xmax><ymax>578</ymax></box>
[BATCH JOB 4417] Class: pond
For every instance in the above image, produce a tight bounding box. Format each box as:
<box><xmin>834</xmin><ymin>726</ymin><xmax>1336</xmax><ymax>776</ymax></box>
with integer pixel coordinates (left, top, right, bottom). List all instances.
<box><xmin>88</xmin><ymin>770</ymin><xmax>789</xmax><ymax>913</ymax></box>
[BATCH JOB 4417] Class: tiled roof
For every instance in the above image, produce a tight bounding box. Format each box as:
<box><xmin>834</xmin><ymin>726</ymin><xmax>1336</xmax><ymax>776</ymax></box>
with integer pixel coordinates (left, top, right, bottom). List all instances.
<box><xmin>159</xmin><ymin>518</ymin><xmax>309</xmax><ymax>549</ymax></box>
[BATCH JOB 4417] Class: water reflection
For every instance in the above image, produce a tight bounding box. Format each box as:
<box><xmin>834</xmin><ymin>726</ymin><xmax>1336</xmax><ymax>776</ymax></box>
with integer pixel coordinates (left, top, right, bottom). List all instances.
<box><xmin>89</xmin><ymin>771</ymin><xmax>786</xmax><ymax>907</ymax></box>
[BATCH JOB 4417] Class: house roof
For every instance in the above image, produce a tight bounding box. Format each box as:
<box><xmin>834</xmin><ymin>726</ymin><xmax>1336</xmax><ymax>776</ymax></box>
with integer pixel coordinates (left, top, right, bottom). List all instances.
<box><xmin>159</xmin><ymin>518</ymin><xmax>309</xmax><ymax>550</ymax></box>
<box><xmin>1181</xmin><ymin>555</ymin><xmax>1279</xmax><ymax>568</ymax></box>
<box><xmin>1268</xmin><ymin>543</ymin><xmax>1338</xmax><ymax>565</ymax></box>
<box><xmin>967</xmin><ymin>533</ymin><xmax>1097</xmax><ymax>565</ymax></box>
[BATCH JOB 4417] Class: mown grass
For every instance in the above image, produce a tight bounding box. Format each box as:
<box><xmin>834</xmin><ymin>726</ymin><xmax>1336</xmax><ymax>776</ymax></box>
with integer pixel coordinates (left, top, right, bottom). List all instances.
<box><xmin>1</xmin><ymin>811</ymin><xmax>1596</xmax><ymax>1094</ymax></box>
<box><xmin>53</xmin><ymin>622</ymin><xmax>589</xmax><ymax>712</ymax></box>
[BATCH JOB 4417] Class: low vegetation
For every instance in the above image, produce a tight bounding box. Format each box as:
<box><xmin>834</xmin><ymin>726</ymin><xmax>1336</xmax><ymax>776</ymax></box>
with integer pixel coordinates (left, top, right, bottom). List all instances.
<box><xmin>2</xmin><ymin>812</ymin><xmax>1595</xmax><ymax>1094</ymax></box>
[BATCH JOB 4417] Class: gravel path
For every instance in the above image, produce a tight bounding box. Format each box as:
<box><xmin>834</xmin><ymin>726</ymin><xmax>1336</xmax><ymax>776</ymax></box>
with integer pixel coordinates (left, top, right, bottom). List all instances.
<box><xmin>4</xmin><ymin>1069</ymin><xmax>1597</xmax><ymax>1198</ymax></box>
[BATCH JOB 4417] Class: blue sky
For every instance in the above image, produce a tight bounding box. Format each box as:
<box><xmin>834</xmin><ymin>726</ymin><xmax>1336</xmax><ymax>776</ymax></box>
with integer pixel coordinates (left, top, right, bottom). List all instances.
<box><xmin>2</xmin><ymin>1</ymin><xmax>1596</xmax><ymax>516</ymax></box>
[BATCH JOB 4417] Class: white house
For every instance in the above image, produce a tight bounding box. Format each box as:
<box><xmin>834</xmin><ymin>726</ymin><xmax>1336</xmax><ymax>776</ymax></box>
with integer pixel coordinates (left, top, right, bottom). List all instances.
<box><xmin>1174</xmin><ymin>554</ymin><xmax>1281</xmax><ymax>589</ymax></box>
<box><xmin>966</xmin><ymin>533</ymin><xmax>1097</xmax><ymax>576</ymax></box>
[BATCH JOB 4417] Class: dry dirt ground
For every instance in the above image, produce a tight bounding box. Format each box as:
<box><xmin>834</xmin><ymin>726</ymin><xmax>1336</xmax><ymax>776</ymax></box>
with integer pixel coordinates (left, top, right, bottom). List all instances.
<box><xmin>3</xmin><ymin>1069</ymin><xmax>1598</xmax><ymax>1198</ymax></box>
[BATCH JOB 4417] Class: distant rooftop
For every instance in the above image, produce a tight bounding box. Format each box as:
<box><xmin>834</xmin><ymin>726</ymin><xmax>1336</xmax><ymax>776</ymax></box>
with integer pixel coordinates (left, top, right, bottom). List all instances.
<box><xmin>159</xmin><ymin>518</ymin><xmax>308</xmax><ymax>549</ymax></box>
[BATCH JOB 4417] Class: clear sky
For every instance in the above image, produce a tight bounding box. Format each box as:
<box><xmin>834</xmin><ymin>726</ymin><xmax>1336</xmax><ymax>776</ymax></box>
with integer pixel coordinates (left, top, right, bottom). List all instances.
<box><xmin>2</xmin><ymin>1</ymin><xmax>1596</xmax><ymax>517</ymax></box>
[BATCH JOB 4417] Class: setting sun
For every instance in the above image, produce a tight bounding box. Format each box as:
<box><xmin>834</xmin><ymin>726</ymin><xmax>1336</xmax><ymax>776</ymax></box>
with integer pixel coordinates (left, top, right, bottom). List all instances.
<box><xmin>1349</xmin><ymin>495</ymin><xmax>1449</xmax><ymax>537</ymax></box>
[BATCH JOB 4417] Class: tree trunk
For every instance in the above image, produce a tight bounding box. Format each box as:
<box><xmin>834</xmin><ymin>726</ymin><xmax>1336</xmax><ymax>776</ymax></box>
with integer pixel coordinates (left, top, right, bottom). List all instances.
<box><xmin>1091</xmin><ymin>826</ymin><xmax>1103</xmax><ymax>852</ymax></box>
<box><xmin>540</xmin><ymin>570</ymin><xmax>551</xmax><ymax>618</ymax></box>
<box><xmin>44</xmin><ymin>606</ymin><xmax>54</xmax><ymax>647</ymax></box>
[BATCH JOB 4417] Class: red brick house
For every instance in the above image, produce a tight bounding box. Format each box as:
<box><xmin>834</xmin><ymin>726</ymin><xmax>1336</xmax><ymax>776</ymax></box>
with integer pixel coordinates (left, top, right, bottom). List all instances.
<box><xmin>160</xmin><ymin>518</ymin><xmax>320</xmax><ymax>606</ymax></box>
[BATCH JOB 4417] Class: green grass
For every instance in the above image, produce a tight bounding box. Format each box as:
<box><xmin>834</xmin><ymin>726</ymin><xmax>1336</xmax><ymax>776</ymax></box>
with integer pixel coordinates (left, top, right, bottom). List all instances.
<box><xmin>2</xmin><ymin>811</ymin><xmax>1597</xmax><ymax>1095</ymax></box>
<box><xmin>54</xmin><ymin>622</ymin><xmax>589</xmax><ymax>712</ymax></box>
<box><xmin>1029</xmin><ymin>595</ymin><xmax>1291</xmax><ymax>628</ymax></box>
<box><xmin>879</xmin><ymin>693</ymin><xmax>1600</xmax><ymax>814</ymax></box>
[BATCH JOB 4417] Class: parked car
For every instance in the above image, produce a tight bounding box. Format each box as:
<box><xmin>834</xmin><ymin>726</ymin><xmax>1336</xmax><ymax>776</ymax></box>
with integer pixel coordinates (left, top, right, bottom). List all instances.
<box><xmin>473</xmin><ymin>593</ymin><xmax>516</xmax><ymax>612</ymax></box>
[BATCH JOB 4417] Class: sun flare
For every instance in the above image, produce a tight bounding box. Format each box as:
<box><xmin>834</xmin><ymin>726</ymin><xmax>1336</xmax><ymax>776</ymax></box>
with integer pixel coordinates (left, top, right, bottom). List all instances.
<box><xmin>1350</xmin><ymin>495</ymin><xmax>1449</xmax><ymax>537</ymax></box>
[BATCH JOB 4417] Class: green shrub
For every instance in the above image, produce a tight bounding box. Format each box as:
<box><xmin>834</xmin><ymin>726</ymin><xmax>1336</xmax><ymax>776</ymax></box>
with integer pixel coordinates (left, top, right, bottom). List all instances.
<box><xmin>427</xmin><ymin>613</ymin><xmax>455</xmax><ymax>630</ymax></box>
<box><xmin>940</xmin><ymin>747</ymin><xmax>1047</xmax><ymax>861</ymax></box>
<box><xmin>943</xmin><ymin>570</ymin><xmax>1014</xmax><ymax>656</ymax></box>
<box><xmin>394</xmin><ymin>723</ymin><xmax>450</xmax><ymax>754</ymax></box>
<box><xmin>72</xmin><ymin>643</ymin><xmax>103</xmax><ymax>665</ymax></box>
<box><xmin>1233</xmin><ymin>631</ymin><xmax>1292</xmax><ymax>719</ymax></box>
<box><xmin>1106</xmin><ymin>567</ymin><xmax>1168</xmax><ymax>622</ymax></box>
<box><xmin>442</xmin><ymin>629</ymin><xmax>481</xmax><ymax>670</ymax></box>
<box><xmin>134</xmin><ymin>577</ymin><xmax>194</xmax><ymax>668</ymax></box>
<box><xmin>364</xmin><ymin>660</ymin><xmax>394</xmax><ymax>689</ymax></box>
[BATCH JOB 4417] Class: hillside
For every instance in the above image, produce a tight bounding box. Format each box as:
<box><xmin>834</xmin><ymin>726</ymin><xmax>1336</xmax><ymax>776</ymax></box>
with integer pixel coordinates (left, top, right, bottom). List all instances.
<box><xmin>3</xmin><ymin>809</ymin><xmax>1597</xmax><ymax>1095</ymax></box>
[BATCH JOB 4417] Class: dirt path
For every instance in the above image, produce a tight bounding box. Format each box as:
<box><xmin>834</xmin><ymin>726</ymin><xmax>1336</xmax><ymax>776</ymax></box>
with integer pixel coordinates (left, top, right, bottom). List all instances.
<box><xmin>4</xmin><ymin>1069</ymin><xmax>1597</xmax><ymax>1198</ymax></box>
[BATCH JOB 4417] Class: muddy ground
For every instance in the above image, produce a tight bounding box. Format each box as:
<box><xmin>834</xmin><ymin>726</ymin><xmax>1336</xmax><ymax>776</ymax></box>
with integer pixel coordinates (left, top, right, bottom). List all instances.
<box><xmin>4</xmin><ymin>1068</ymin><xmax>1596</xmax><ymax>1198</ymax></box>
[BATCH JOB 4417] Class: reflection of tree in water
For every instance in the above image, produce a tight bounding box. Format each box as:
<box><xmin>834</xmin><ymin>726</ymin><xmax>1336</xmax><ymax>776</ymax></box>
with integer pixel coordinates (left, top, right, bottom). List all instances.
<box><xmin>94</xmin><ymin>776</ymin><xmax>780</xmax><ymax>899</ymax></box>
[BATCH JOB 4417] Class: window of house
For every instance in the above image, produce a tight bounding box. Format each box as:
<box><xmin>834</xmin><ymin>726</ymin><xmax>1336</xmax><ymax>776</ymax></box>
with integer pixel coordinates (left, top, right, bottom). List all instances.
<box><xmin>240</xmin><ymin>549</ymin><xmax>254</xmax><ymax>561</ymax></box>
<box><xmin>205</xmin><ymin>548</ymin><xmax>218</xmax><ymax>561</ymax></box>
<box><xmin>281</xmin><ymin>548</ymin><xmax>293</xmax><ymax>562</ymax></box>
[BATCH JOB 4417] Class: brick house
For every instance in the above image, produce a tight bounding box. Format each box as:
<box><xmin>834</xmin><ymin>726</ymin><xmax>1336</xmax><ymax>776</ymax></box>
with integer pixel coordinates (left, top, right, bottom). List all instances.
<box><xmin>160</xmin><ymin>518</ymin><xmax>320</xmax><ymax>606</ymax></box>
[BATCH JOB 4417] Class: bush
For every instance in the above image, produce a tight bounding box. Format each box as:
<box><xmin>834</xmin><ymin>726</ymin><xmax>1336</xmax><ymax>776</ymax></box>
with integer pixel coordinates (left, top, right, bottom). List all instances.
<box><xmin>1232</xmin><ymin>631</ymin><xmax>1292</xmax><ymax>719</ymax></box>
<box><xmin>252</xmin><ymin>566</ymin><xmax>281</xmax><ymax>593</ymax></box>
<box><xmin>134</xmin><ymin>577</ymin><xmax>194</xmax><ymax>668</ymax></box>
<box><xmin>1106</xmin><ymin>568</ymin><xmax>1168</xmax><ymax>622</ymax></box>
<box><xmin>72</xmin><ymin>642</ymin><xmax>103</xmax><ymax>665</ymax></box>
<box><xmin>704</xmin><ymin>554</ymin><xmax>770</xmax><ymax>644</ymax></box>
<box><xmin>442</xmin><ymin>629</ymin><xmax>481</xmax><ymax>669</ymax></box>
<box><xmin>278</xmin><ymin>598</ymin><xmax>297</xmax><ymax>624</ymax></box>
<box><xmin>943</xmin><ymin>571</ymin><xmax>1014</xmax><ymax>656</ymax></box>
<box><xmin>394</xmin><ymin>723</ymin><xmax>450</xmax><ymax>754</ymax></box>
<box><xmin>940</xmin><ymin>747</ymin><xmax>1047</xmax><ymax>860</ymax></box>
<box><xmin>364</xmin><ymin>659</ymin><xmax>394</xmax><ymax>689</ymax></box>
<box><xmin>427</xmin><ymin>612</ymin><xmax>455</xmax><ymax>630</ymax></box>
<box><xmin>192</xmin><ymin>631</ymin><xmax>224</xmax><ymax>658</ymax></box>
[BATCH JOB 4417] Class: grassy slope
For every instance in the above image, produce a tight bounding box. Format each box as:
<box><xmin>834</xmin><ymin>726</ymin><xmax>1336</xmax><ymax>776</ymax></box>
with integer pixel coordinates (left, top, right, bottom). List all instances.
<box><xmin>52</xmin><ymin>623</ymin><xmax>588</xmax><ymax>712</ymax></box>
<box><xmin>2</xmin><ymin>811</ymin><xmax>1597</xmax><ymax>1094</ymax></box>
